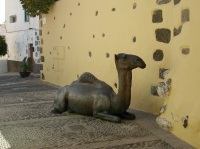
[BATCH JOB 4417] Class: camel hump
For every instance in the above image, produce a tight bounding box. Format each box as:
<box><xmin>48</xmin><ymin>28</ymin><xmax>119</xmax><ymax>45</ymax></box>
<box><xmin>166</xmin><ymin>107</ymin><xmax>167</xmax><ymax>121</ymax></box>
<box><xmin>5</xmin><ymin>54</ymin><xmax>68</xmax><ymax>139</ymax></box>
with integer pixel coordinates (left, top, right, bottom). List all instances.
<box><xmin>78</xmin><ymin>72</ymin><xmax>98</xmax><ymax>84</ymax></box>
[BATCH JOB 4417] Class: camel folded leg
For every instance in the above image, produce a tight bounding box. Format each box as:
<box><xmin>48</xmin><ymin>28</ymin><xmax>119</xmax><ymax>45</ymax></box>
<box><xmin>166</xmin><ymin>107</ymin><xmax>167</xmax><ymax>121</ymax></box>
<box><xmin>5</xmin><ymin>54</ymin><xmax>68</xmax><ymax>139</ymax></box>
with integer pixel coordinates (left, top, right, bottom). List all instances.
<box><xmin>94</xmin><ymin>112</ymin><xmax>121</xmax><ymax>123</ymax></box>
<box><xmin>119</xmin><ymin>111</ymin><xmax>136</xmax><ymax>120</ymax></box>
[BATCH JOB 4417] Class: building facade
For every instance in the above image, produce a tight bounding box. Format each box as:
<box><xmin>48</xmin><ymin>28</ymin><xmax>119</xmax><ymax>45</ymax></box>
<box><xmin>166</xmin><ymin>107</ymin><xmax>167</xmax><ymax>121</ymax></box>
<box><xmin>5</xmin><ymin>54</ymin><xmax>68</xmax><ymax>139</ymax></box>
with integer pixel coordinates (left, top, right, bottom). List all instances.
<box><xmin>40</xmin><ymin>0</ymin><xmax>200</xmax><ymax>147</ymax></box>
<box><xmin>5</xmin><ymin>0</ymin><xmax>41</xmax><ymax>73</ymax></box>
<box><xmin>0</xmin><ymin>24</ymin><xmax>6</xmax><ymax>36</ymax></box>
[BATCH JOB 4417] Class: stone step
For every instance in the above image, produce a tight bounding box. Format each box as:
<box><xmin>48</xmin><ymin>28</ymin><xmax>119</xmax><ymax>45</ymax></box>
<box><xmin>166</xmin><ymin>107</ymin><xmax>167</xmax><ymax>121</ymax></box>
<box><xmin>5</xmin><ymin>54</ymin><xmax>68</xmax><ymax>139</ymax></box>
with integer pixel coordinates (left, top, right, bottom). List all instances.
<box><xmin>0</xmin><ymin>91</ymin><xmax>56</xmax><ymax>105</ymax></box>
<box><xmin>0</xmin><ymin>82</ymin><xmax>57</xmax><ymax>94</ymax></box>
<box><xmin>0</xmin><ymin>75</ymin><xmax>57</xmax><ymax>95</ymax></box>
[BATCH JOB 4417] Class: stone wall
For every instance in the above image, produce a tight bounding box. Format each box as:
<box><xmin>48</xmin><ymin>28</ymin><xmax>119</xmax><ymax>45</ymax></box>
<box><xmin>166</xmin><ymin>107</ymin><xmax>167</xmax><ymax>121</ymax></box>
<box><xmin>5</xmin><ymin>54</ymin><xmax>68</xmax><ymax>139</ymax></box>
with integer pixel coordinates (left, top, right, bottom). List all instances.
<box><xmin>41</xmin><ymin>0</ymin><xmax>172</xmax><ymax>114</ymax></box>
<box><xmin>40</xmin><ymin>0</ymin><xmax>200</xmax><ymax>147</ymax></box>
<box><xmin>155</xmin><ymin>0</ymin><xmax>200</xmax><ymax>148</ymax></box>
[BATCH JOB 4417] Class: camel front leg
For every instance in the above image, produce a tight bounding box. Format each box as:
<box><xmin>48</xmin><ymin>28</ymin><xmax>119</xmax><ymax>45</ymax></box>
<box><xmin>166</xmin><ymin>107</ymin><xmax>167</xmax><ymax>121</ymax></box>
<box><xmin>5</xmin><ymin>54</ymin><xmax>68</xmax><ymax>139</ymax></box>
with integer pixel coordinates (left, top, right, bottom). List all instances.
<box><xmin>52</xmin><ymin>86</ymin><xmax>68</xmax><ymax>114</ymax></box>
<box><xmin>93</xmin><ymin>96</ymin><xmax>120</xmax><ymax>122</ymax></box>
<box><xmin>93</xmin><ymin>112</ymin><xmax>121</xmax><ymax>123</ymax></box>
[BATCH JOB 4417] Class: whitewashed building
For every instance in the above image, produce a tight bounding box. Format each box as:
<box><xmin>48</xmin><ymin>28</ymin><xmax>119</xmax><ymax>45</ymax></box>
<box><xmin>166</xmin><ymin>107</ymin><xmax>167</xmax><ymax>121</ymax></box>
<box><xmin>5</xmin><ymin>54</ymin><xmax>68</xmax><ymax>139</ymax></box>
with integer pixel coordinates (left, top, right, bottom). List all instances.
<box><xmin>0</xmin><ymin>24</ymin><xmax>6</xmax><ymax>36</ymax></box>
<box><xmin>5</xmin><ymin>0</ymin><xmax>41</xmax><ymax>73</ymax></box>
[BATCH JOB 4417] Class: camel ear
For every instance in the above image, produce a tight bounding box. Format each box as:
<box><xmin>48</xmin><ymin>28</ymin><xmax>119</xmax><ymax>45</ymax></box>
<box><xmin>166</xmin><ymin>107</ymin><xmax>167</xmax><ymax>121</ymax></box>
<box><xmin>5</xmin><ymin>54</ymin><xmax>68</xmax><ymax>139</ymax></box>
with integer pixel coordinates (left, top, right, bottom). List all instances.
<box><xmin>115</xmin><ymin>54</ymin><xmax>118</xmax><ymax>60</ymax></box>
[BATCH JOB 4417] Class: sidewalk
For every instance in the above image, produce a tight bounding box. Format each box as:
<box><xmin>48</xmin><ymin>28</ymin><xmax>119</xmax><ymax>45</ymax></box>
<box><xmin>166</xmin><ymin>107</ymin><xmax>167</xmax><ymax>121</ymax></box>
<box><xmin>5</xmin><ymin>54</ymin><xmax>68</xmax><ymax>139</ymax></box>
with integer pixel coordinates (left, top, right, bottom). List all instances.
<box><xmin>0</xmin><ymin>73</ymin><xmax>193</xmax><ymax>149</ymax></box>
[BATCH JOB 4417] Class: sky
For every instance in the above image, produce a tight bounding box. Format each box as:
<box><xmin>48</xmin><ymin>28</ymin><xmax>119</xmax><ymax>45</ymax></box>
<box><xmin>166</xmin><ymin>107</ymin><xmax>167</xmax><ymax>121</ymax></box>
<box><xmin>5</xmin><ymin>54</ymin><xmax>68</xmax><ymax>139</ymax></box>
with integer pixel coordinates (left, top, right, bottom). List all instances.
<box><xmin>0</xmin><ymin>0</ymin><xmax>5</xmax><ymax>24</ymax></box>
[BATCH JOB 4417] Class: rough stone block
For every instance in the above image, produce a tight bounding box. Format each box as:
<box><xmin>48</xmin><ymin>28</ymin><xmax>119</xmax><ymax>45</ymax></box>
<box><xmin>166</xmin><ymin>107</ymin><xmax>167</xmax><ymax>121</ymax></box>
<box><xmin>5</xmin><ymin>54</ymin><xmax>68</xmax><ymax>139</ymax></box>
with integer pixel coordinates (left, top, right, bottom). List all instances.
<box><xmin>41</xmin><ymin>38</ymin><xmax>44</xmax><ymax>45</ymax></box>
<box><xmin>174</xmin><ymin>0</ymin><xmax>181</xmax><ymax>5</ymax></box>
<box><xmin>156</xmin><ymin>117</ymin><xmax>172</xmax><ymax>131</ymax></box>
<box><xmin>159</xmin><ymin>68</ymin><xmax>169</xmax><ymax>79</ymax></box>
<box><xmin>182</xmin><ymin>116</ymin><xmax>189</xmax><ymax>128</ymax></box>
<box><xmin>133</xmin><ymin>2</ymin><xmax>137</xmax><ymax>9</ymax></box>
<box><xmin>173</xmin><ymin>25</ymin><xmax>182</xmax><ymax>36</ymax></box>
<box><xmin>181</xmin><ymin>47</ymin><xmax>190</xmax><ymax>55</ymax></box>
<box><xmin>40</xmin><ymin>47</ymin><xmax>43</xmax><ymax>53</ymax></box>
<box><xmin>155</xmin><ymin>28</ymin><xmax>171</xmax><ymax>43</ymax></box>
<box><xmin>153</xmin><ymin>49</ymin><xmax>164</xmax><ymax>61</ymax></box>
<box><xmin>106</xmin><ymin>53</ymin><xmax>110</xmax><ymax>58</ymax></box>
<box><xmin>152</xmin><ymin>9</ymin><xmax>163</xmax><ymax>23</ymax></box>
<box><xmin>157</xmin><ymin>79</ymin><xmax>172</xmax><ymax>97</ymax></box>
<box><xmin>133</xmin><ymin>36</ymin><xmax>136</xmax><ymax>43</ymax></box>
<box><xmin>41</xmin><ymin>73</ymin><xmax>45</xmax><ymax>80</ymax></box>
<box><xmin>40</xmin><ymin>65</ymin><xmax>43</xmax><ymax>71</ymax></box>
<box><xmin>41</xmin><ymin>56</ymin><xmax>45</xmax><ymax>62</ymax></box>
<box><xmin>39</xmin><ymin>30</ymin><xmax>42</xmax><ymax>36</ymax></box>
<box><xmin>114</xmin><ymin>83</ymin><xmax>118</xmax><ymax>89</ymax></box>
<box><xmin>89</xmin><ymin>51</ymin><xmax>92</xmax><ymax>57</ymax></box>
<box><xmin>156</xmin><ymin>0</ymin><xmax>171</xmax><ymax>5</ymax></box>
<box><xmin>112</xmin><ymin>8</ymin><xmax>116</xmax><ymax>11</ymax></box>
<box><xmin>95</xmin><ymin>11</ymin><xmax>99</xmax><ymax>16</ymax></box>
<box><xmin>181</xmin><ymin>9</ymin><xmax>190</xmax><ymax>23</ymax></box>
<box><xmin>159</xmin><ymin>105</ymin><xmax>167</xmax><ymax>114</ymax></box>
<box><xmin>151</xmin><ymin>86</ymin><xmax>158</xmax><ymax>96</ymax></box>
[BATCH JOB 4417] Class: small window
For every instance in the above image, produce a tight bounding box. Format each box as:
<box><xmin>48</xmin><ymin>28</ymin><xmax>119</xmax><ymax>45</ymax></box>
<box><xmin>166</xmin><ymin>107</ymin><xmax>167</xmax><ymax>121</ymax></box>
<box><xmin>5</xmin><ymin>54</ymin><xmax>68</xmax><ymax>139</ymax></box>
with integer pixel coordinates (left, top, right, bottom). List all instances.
<box><xmin>24</xmin><ymin>11</ymin><xmax>30</xmax><ymax>22</ymax></box>
<box><xmin>9</xmin><ymin>15</ymin><xmax>17</xmax><ymax>23</ymax></box>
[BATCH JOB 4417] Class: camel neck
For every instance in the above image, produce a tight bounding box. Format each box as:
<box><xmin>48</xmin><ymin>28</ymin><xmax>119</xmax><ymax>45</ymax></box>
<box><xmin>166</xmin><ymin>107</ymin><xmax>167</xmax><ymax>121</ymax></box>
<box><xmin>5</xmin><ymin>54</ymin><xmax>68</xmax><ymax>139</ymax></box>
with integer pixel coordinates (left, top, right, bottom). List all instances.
<box><xmin>116</xmin><ymin>69</ymin><xmax>132</xmax><ymax>111</ymax></box>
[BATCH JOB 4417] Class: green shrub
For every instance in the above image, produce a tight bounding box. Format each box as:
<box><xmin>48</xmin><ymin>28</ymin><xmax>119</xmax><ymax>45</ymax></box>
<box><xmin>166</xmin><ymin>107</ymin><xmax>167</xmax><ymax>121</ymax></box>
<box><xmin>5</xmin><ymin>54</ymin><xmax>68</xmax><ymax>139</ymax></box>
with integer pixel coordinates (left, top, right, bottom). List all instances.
<box><xmin>20</xmin><ymin>0</ymin><xmax>58</xmax><ymax>17</ymax></box>
<box><xmin>0</xmin><ymin>36</ymin><xmax>7</xmax><ymax>56</ymax></box>
<box><xmin>20</xmin><ymin>57</ymin><xmax>31</xmax><ymax>72</ymax></box>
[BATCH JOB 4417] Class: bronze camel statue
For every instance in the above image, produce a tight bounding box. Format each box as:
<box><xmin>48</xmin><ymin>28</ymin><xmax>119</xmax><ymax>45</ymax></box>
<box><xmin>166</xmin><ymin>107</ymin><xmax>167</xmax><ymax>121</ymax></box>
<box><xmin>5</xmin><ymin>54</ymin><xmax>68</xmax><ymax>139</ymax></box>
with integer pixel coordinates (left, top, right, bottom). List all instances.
<box><xmin>52</xmin><ymin>53</ymin><xmax>146</xmax><ymax>122</ymax></box>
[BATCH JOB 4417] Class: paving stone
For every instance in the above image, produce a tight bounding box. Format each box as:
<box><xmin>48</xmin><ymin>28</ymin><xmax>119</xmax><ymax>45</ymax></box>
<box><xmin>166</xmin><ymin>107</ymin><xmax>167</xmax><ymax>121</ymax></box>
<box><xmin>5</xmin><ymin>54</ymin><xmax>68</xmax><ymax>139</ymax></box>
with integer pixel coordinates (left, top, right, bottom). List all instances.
<box><xmin>101</xmin><ymin>140</ymin><xmax>174</xmax><ymax>149</ymax></box>
<box><xmin>0</xmin><ymin>102</ymin><xmax>56</xmax><ymax>122</ymax></box>
<box><xmin>0</xmin><ymin>73</ymin><xmax>193</xmax><ymax>149</ymax></box>
<box><xmin>0</xmin><ymin>116</ymin><xmax>152</xmax><ymax>149</ymax></box>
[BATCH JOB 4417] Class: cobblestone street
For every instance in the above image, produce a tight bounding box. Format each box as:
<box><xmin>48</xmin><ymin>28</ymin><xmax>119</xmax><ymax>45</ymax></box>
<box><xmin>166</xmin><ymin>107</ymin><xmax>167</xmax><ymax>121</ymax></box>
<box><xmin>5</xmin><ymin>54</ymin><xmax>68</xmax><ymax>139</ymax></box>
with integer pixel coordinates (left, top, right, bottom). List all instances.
<box><xmin>0</xmin><ymin>73</ymin><xmax>193</xmax><ymax>149</ymax></box>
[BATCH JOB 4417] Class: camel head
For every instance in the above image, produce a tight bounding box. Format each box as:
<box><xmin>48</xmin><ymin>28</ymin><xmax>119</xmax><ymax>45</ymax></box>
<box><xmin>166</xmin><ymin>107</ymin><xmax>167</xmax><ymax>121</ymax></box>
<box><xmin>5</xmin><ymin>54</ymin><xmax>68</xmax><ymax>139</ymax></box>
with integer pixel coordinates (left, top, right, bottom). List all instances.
<box><xmin>115</xmin><ymin>53</ymin><xmax>146</xmax><ymax>70</ymax></box>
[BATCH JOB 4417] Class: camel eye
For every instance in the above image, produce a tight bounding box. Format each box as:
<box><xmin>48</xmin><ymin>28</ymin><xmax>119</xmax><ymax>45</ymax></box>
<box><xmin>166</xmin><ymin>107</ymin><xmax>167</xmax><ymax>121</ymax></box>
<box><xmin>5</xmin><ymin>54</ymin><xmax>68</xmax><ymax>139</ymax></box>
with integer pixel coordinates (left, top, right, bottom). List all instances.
<box><xmin>122</xmin><ymin>55</ymin><xmax>127</xmax><ymax>60</ymax></box>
